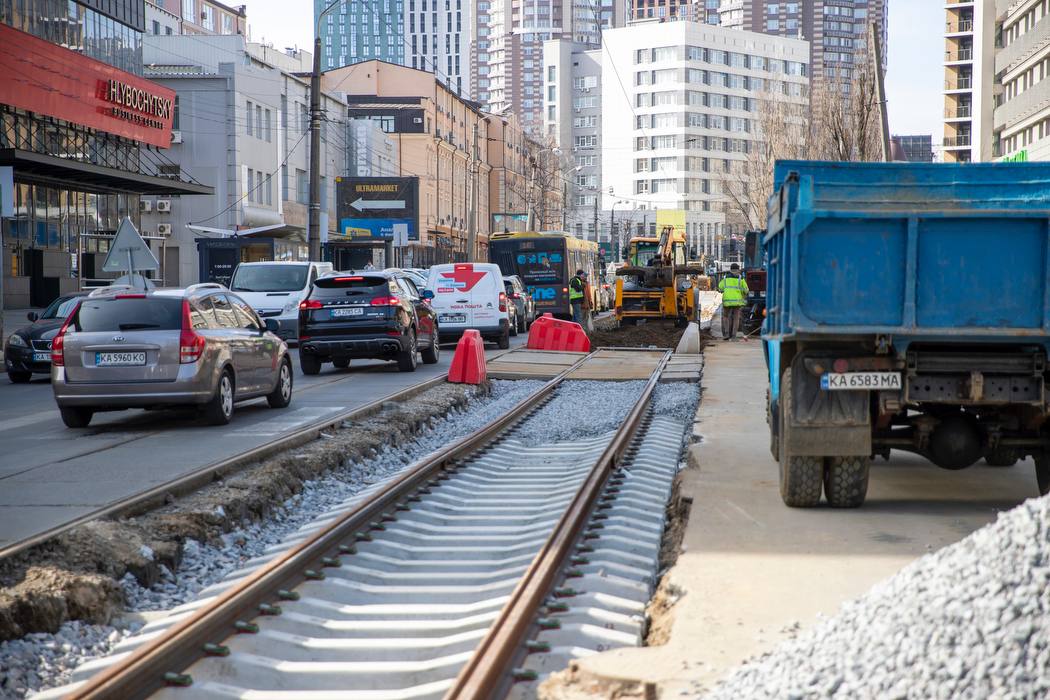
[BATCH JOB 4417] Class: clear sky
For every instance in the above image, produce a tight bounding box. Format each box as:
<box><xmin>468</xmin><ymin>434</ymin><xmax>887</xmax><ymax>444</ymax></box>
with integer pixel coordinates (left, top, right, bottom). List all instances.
<box><xmin>884</xmin><ymin>1</ymin><xmax>944</xmax><ymax>143</ymax></box>
<box><xmin>242</xmin><ymin>0</ymin><xmax>945</xmax><ymax>143</ymax></box>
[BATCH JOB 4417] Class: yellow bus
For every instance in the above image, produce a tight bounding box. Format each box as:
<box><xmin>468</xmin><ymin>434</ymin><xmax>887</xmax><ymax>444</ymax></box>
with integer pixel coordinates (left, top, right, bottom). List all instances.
<box><xmin>489</xmin><ymin>231</ymin><xmax>601</xmax><ymax>318</ymax></box>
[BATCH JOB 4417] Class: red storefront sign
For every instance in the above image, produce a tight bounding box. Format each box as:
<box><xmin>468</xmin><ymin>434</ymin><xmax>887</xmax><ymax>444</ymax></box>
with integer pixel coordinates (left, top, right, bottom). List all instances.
<box><xmin>0</xmin><ymin>23</ymin><xmax>175</xmax><ymax>148</ymax></box>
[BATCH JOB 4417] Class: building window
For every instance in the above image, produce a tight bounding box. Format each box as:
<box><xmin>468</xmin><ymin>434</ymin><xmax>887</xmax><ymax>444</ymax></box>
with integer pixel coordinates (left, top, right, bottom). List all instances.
<box><xmin>152</xmin><ymin>20</ymin><xmax>160</xmax><ymax>34</ymax></box>
<box><xmin>246</xmin><ymin>101</ymin><xmax>253</xmax><ymax>135</ymax></box>
<box><xmin>256</xmin><ymin>105</ymin><xmax>263</xmax><ymax>138</ymax></box>
<box><xmin>202</xmin><ymin>5</ymin><xmax>214</xmax><ymax>30</ymax></box>
<box><xmin>264</xmin><ymin>109</ymin><xmax>272</xmax><ymax>142</ymax></box>
<box><xmin>767</xmin><ymin>19</ymin><xmax>780</xmax><ymax>30</ymax></box>
<box><xmin>296</xmin><ymin>169</ymin><xmax>308</xmax><ymax>204</ymax></box>
<box><xmin>247</xmin><ymin>169</ymin><xmax>255</xmax><ymax>202</ymax></box>
<box><xmin>222</xmin><ymin>14</ymin><xmax>234</xmax><ymax>34</ymax></box>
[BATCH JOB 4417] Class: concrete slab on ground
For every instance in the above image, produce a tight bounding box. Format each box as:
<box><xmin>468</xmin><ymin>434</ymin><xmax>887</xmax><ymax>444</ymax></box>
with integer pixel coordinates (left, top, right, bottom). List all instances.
<box><xmin>566</xmin><ymin>340</ymin><xmax>1040</xmax><ymax>697</ymax></box>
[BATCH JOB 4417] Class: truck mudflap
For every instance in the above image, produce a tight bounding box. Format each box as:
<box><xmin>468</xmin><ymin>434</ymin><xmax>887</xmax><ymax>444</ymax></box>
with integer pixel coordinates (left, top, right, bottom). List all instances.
<box><xmin>784</xmin><ymin>356</ymin><xmax>872</xmax><ymax>457</ymax></box>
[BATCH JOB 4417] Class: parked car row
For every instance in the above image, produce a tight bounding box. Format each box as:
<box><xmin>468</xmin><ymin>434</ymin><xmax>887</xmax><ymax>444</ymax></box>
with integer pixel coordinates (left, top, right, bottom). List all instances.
<box><xmin>3</xmin><ymin>261</ymin><xmax>543</xmax><ymax>428</ymax></box>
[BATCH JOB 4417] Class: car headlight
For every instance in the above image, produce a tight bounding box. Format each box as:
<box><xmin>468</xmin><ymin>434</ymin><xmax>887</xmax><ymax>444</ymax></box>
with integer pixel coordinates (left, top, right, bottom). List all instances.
<box><xmin>7</xmin><ymin>334</ymin><xmax>27</xmax><ymax>348</ymax></box>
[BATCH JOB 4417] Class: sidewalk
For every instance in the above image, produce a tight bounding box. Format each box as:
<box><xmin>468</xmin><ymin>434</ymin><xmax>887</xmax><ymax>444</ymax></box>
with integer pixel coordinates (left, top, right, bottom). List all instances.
<box><xmin>561</xmin><ymin>339</ymin><xmax>1038</xmax><ymax>697</ymax></box>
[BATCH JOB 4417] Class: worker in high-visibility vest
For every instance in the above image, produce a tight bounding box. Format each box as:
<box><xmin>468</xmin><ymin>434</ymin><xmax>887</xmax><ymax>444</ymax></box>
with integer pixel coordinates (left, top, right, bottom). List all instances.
<box><xmin>569</xmin><ymin>269</ymin><xmax>586</xmax><ymax>325</ymax></box>
<box><xmin>718</xmin><ymin>263</ymin><xmax>749</xmax><ymax>340</ymax></box>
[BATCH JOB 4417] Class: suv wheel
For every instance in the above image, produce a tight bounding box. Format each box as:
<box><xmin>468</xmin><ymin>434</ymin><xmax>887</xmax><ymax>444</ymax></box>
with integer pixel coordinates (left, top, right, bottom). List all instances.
<box><xmin>300</xmin><ymin>353</ymin><xmax>322</xmax><ymax>376</ymax></box>
<box><xmin>266</xmin><ymin>359</ymin><xmax>293</xmax><ymax>409</ymax></box>
<box><xmin>509</xmin><ymin>313</ymin><xmax>519</xmax><ymax>336</ymax></box>
<box><xmin>7</xmin><ymin>371</ymin><xmax>31</xmax><ymax>384</ymax></box>
<box><xmin>204</xmin><ymin>369</ymin><xmax>235</xmax><ymax>425</ymax></box>
<box><xmin>397</xmin><ymin>330</ymin><xmax>418</xmax><ymax>372</ymax></box>
<box><xmin>332</xmin><ymin>358</ymin><xmax>350</xmax><ymax>369</ymax></box>
<box><xmin>59</xmin><ymin>406</ymin><xmax>93</xmax><ymax>428</ymax></box>
<box><xmin>421</xmin><ymin>328</ymin><xmax>440</xmax><ymax>364</ymax></box>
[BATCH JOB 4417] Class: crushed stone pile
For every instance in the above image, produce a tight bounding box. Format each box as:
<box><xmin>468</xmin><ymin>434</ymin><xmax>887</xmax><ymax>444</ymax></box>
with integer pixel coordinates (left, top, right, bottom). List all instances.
<box><xmin>704</xmin><ymin>495</ymin><xmax>1050</xmax><ymax>700</ymax></box>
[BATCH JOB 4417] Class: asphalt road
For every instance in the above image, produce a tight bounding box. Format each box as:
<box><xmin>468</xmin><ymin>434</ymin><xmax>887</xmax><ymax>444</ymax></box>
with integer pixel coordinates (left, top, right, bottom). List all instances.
<box><xmin>0</xmin><ymin>338</ymin><xmax>527</xmax><ymax>550</ymax></box>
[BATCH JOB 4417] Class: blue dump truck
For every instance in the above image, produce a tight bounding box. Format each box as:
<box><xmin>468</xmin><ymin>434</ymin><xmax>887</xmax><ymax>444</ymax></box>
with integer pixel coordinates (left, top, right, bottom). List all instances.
<box><xmin>764</xmin><ymin>161</ymin><xmax>1050</xmax><ymax>508</ymax></box>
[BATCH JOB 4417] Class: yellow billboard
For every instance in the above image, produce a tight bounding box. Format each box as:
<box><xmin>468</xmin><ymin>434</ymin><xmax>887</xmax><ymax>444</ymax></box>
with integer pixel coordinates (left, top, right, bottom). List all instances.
<box><xmin>656</xmin><ymin>209</ymin><xmax>686</xmax><ymax>238</ymax></box>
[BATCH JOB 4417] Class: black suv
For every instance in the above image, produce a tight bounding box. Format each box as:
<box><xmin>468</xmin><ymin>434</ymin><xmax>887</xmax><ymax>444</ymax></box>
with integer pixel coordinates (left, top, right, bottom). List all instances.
<box><xmin>5</xmin><ymin>291</ymin><xmax>89</xmax><ymax>383</ymax></box>
<box><xmin>298</xmin><ymin>271</ymin><xmax>439</xmax><ymax>375</ymax></box>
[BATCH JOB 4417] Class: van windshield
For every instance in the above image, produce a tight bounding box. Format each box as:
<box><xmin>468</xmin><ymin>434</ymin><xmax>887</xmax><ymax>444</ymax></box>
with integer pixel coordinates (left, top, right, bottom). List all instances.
<box><xmin>231</xmin><ymin>265</ymin><xmax>309</xmax><ymax>293</ymax></box>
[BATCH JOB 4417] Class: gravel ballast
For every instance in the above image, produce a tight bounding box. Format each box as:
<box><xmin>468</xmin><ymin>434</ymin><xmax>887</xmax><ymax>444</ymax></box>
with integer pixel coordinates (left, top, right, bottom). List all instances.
<box><xmin>703</xmin><ymin>495</ymin><xmax>1050</xmax><ymax>700</ymax></box>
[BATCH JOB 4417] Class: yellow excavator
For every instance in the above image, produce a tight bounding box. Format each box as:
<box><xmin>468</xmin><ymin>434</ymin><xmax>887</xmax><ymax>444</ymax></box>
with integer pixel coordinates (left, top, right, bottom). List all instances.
<box><xmin>614</xmin><ymin>226</ymin><xmax>707</xmax><ymax>326</ymax></box>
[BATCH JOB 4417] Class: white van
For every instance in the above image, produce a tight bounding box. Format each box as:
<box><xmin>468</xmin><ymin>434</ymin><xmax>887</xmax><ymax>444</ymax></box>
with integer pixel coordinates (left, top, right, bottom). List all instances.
<box><xmin>228</xmin><ymin>261</ymin><xmax>333</xmax><ymax>341</ymax></box>
<box><xmin>426</xmin><ymin>262</ymin><xmax>511</xmax><ymax>349</ymax></box>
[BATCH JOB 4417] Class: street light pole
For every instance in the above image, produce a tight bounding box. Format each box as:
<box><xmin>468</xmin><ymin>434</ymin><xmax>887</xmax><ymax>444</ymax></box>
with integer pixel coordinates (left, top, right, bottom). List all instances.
<box><xmin>309</xmin><ymin>0</ymin><xmax>342</xmax><ymax>263</ymax></box>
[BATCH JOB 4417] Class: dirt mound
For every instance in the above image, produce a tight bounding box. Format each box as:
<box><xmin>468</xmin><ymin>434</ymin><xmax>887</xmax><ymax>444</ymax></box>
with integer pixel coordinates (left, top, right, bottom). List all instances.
<box><xmin>589</xmin><ymin>322</ymin><xmax>686</xmax><ymax>349</ymax></box>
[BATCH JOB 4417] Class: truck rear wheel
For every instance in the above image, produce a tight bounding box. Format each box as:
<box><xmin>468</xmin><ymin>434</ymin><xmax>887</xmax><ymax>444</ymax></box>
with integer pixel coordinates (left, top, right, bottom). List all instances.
<box><xmin>778</xmin><ymin>369</ymin><xmax>824</xmax><ymax>508</ymax></box>
<box><xmin>824</xmin><ymin>456</ymin><xmax>871</xmax><ymax>508</ymax></box>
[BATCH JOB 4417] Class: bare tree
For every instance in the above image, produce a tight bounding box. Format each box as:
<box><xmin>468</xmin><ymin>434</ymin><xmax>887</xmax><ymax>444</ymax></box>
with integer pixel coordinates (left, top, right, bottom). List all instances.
<box><xmin>812</xmin><ymin>57</ymin><xmax>884</xmax><ymax>163</ymax></box>
<box><xmin>721</xmin><ymin>92</ymin><xmax>811</xmax><ymax>232</ymax></box>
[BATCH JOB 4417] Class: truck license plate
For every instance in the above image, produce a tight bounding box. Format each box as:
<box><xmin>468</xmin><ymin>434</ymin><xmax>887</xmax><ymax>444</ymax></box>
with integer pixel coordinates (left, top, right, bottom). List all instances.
<box><xmin>822</xmin><ymin>372</ymin><xmax>901</xmax><ymax>390</ymax></box>
<box><xmin>96</xmin><ymin>352</ymin><xmax>146</xmax><ymax>367</ymax></box>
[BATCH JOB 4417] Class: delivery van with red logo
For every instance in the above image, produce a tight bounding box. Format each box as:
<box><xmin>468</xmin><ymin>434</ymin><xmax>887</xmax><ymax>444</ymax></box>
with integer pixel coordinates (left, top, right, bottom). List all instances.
<box><xmin>426</xmin><ymin>262</ymin><xmax>511</xmax><ymax>349</ymax></box>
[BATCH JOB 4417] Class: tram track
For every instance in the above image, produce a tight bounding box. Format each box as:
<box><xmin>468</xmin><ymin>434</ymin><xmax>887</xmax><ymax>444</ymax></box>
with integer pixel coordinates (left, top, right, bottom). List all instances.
<box><xmin>39</xmin><ymin>348</ymin><xmax>693</xmax><ymax>700</ymax></box>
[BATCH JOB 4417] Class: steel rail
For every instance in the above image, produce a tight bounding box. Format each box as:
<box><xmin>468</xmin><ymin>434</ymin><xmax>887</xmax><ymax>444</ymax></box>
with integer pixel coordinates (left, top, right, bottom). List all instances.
<box><xmin>445</xmin><ymin>350</ymin><xmax>672</xmax><ymax>700</ymax></box>
<box><xmin>0</xmin><ymin>348</ymin><xmax>522</xmax><ymax>563</ymax></box>
<box><xmin>66</xmin><ymin>350</ymin><xmax>599</xmax><ymax>700</ymax></box>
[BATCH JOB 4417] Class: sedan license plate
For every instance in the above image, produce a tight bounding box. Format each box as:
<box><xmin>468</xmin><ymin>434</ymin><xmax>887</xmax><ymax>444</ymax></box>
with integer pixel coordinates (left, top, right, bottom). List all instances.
<box><xmin>331</xmin><ymin>307</ymin><xmax>364</xmax><ymax>317</ymax></box>
<box><xmin>96</xmin><ymin>351</ymin><xmax>146</xmax><ymax>367</ymax></box>
<box><xmin>32</xmin><ymin>351</ymin><xmax>51</xmax><ymax>362</ymax></box>
<box><xmin>440</xmin><ymin>313</ymin><xmax>467</xmax><ymax>323</ymax></box>
<box><xmin>821</xmin><ymin>372</ymin><xmax>901</xmax><ymax>391</ymax></box>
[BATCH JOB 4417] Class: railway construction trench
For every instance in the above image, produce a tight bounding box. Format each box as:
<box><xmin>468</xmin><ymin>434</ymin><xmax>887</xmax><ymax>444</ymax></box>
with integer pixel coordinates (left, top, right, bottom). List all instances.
<box><xmin>4</xmin><ymin>350</ymin><xmax>702</xmax><ymax>700</ymax></box>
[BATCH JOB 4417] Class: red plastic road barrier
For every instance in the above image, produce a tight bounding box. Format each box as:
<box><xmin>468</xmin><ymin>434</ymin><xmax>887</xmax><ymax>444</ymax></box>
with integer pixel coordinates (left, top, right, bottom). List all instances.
<box><xmin>447</xmin><ymin>329</ymin><xmax>488</xmax><ymax>384</ymax></box>
<box><xmin>526</xmin><ymin>313</ymin><xmax>591</xmax><ymax>352</ymax></box>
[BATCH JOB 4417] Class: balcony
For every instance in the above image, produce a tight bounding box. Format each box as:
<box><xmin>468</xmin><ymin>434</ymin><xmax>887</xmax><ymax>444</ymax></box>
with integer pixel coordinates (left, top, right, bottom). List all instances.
<box><xmin>943</xmin><ymin>134</ymin><xmax>972</xmax><ymax>148</ymax></box>
<box><xmin>946</xmin><ymin>20</ymin><xmax>973</xmax><ymax>34</ymax></box>
<box><xmin>945</xmin><ymin>105</ymin><xmax>972</xmax><ymax>119</ymax></box>
<box><xmin>945</xmin><ymin>48</ymin><xmax>973</xmax><ymax>62</ymax></box>
<box><xmin>996</xmin><ymin>17</ymin><xmax>1050</xmax><ymax>74</ymax></box>
<box><xmin>945</xmin><ymin>77</ymin><xmax>973</xmax><ymax>91</ymax></box>
<box><xmin>994</xmin><ymin>79</ymin><xmax>1050</xmax><ymax>129</ymax></box>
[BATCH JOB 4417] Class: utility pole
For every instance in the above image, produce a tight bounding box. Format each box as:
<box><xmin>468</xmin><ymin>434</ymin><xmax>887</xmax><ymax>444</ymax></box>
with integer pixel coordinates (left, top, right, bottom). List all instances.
<box><xmin>561</xmin><ymin>181</ymin><xmax>567</xmax><ymax>231</ymax></box>
<box><xmin>593</xmin><ymin>197</ymin><xmax>598</xmax><ymax>245</ymax></box>
<box><xmin>466</xmin><ymin>123</ymin><xmax>479</xmax><ymax>262</ymax></box>
<box><xmin>308</xmin><ymin>35</ymin><xmax>324</xmax><ymax>262</ymax></box>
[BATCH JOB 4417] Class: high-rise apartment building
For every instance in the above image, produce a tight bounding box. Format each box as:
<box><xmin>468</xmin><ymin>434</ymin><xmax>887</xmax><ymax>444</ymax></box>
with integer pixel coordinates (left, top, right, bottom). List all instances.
<box><xmin>146</xmin><ymin>0</ymin><xmax>247</xmax><ymax>37</ymax></box>
<box><xmin>941</xmin><ymin>0</ymin><xmax>1050</xmax><ymax>164</ymax></box>
<box><xmin>718</xmin><ymin>0</ymin><xmax>887</xmax><ymax>98</ymax></box>
<box><xmin>316</xmin><ymin>0</ymin><xmax>472</xmax><ymax>97</ymax></box>
<box><xmin>630</xmin><ymin>0</ymin><xmax>718</xmax><ymax>22</ymax></box>
<box><xmin>487</xmin><ymin>0</ymin><xmax>625</xmax><ymax>134</ymax></box>
<box><xmin>544</xmin><ymin>40</ymin><xmax>604</xmax><ymax>240</ymax></box>
<box><xmin>601</xmin><ymin>21</ymin><xmax>809</xmax><ymax>257</ymax></box>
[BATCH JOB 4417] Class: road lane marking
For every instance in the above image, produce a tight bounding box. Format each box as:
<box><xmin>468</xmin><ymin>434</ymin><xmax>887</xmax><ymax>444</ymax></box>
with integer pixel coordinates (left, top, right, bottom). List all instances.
<box><xmin>0</xmin><ymin>409</ymin><xmax>62</xmax><ymax>433</ymax></box>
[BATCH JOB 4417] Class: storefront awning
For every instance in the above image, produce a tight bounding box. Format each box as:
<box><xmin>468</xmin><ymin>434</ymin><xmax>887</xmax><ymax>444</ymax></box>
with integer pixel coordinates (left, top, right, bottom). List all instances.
<box><xmin>0</xmin><ymin>149</ymin><xmax>214</xmax><ymax>196</ymax></box>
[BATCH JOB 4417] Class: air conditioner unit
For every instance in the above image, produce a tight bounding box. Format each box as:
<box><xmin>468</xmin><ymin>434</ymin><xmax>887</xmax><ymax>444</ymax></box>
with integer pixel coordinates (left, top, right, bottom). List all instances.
<box><xmin>157</xmin><ymin>223</ymin><xmax>173</xmax><ymax>236</ymax></box>
<box><xmin>170</xmin><ymin>130</ymin><xmax>183</xmax><ymax>144</ymax></box>
<box><xmin>413</xmin><ymin>117</ymin><xmax>423</xmax><ymax>124</ymax></box>
<box><xmin>156</xmin><ymin>200</ymin><xmax>172</xmax><ymax>213</ymax></box>
<box><xmin>139</xmin><ymin>200</ymin><xmax>152</xmax><ymax>213</ymax></box>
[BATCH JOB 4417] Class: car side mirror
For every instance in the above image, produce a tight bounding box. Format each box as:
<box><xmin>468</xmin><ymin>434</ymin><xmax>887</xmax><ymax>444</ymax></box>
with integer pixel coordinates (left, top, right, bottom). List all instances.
<box><xmin>27</xmin><ymin>312</ymin><xmax>38</xmax><ymax>322</ymax></box>
<box><xmin>263</xmin><ymin>318</ymin><xmax>279</xmax><ymax>333</ymax></box>
<box><xmin>421</xmin><ymin>289</ymin><xmax>435</xmax><ymax>300</ymax></box>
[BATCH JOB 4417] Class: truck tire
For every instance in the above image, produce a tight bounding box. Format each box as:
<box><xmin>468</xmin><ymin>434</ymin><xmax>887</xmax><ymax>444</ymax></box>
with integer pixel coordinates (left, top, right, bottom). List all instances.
<box><xmin>824</xmin><ymin>456</ymin><xmax>871</xmax><ymax>508</ymax></box>
<box><xmin>778</xmin><ymin>369</ymin><xmax>824</xmax><ymax>508</ymax></box>
<box><xmin>985</xmin><ymin>448</ymin><xmax>1019</xmax><ymax>467</ymax></box>
<box><xmin>1035</xmin><ymin>452</ymin><xmax>1050</xmax><ymax>496</ymax></box>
